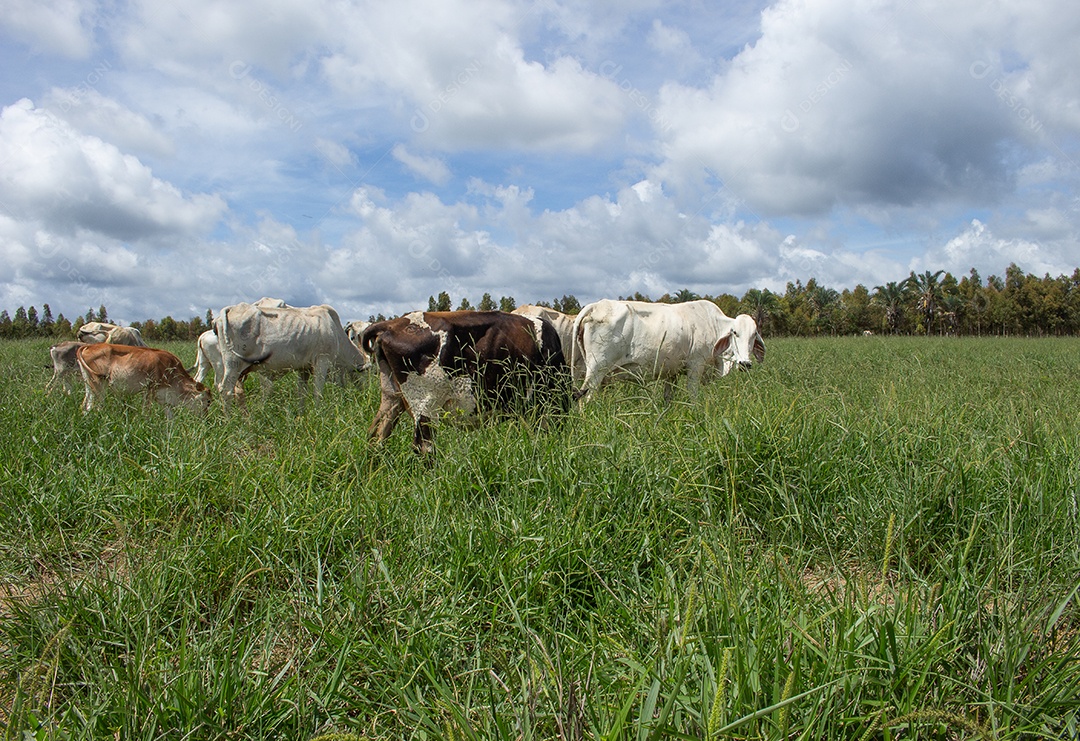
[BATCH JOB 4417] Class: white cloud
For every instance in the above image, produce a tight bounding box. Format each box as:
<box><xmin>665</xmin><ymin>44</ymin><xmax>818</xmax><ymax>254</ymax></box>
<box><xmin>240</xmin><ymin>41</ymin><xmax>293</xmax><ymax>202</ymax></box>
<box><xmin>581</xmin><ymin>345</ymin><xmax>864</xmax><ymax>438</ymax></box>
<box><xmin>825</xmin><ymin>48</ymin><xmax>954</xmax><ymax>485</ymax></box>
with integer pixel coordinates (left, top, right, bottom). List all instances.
<box><xmin>0</xmin><ymin>99</ymin><xmax>226</xmax><ymax>241</ymax></box>
<box><xmin>656</xmin><ymin>0</ymin><xmax>1021</xmax><ymax>215</ymax></box>
<box><xmin>921</xmin><ymin>219</ymin><xmax>1073</xmax><ymax>279</ymax></box>
<box><xmin>315</xmin><ymin>138</ymin><xmax>357</xmax><ymax>170</ymax></box>
<box><xmin>392</xmin><ymin>144</ymin><xmax>452</xmax><ymax>185</ymax></box>
<box><xmin>0</xmin><ymin>0</ymin><xmax>96</xmax><ymax>58</ymax></box>
<box><xmin>44</xmin><ymin>88</ymin><xmax>175</xmax><ymax>158</ymax></box>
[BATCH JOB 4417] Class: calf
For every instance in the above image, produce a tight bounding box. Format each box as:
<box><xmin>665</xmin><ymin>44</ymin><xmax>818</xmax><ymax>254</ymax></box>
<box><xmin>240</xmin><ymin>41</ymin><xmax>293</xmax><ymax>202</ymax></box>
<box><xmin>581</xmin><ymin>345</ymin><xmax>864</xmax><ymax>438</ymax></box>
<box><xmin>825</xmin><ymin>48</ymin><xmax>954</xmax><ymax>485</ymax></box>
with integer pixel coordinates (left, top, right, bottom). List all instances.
<box><xmin>46</xmin><ymin>341</ymin><xmax>87</xmax><ymax>395</ymax></box>
<box><xmin>76</xmin><ymin>343</ymin><xmax>211</xmax><ymax>415</ymax></box>
<box><xmin>361</xmin><ymin>310</ymin><xmax>568</xmax><ymax>457</ymax></box>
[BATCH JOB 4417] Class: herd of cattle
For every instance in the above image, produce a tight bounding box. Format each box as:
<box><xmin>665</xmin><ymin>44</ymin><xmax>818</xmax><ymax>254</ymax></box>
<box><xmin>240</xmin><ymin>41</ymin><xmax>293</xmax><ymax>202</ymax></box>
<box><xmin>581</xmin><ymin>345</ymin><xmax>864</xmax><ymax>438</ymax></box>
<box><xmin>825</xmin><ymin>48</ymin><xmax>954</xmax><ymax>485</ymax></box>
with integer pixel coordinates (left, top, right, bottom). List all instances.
<box><xmin>46</xmin><ymin>298</ymin><xmax>766</xmax><ymax>456</ymax></box>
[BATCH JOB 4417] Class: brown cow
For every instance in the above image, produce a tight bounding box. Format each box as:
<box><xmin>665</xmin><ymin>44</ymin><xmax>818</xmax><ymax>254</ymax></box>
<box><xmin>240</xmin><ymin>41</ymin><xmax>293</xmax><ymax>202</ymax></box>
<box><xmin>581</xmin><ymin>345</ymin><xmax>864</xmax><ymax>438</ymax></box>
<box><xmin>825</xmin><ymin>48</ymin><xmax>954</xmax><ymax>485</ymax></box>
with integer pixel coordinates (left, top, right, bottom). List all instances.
<box><xmin>361</xmin><ymin>310</ymin><xmax>569</xmax><ymax>457</ymax></box>
<box><xmin>76</xmin><ymin>344</ymin><xmax>212</xmax><ymax>415</ymax></box>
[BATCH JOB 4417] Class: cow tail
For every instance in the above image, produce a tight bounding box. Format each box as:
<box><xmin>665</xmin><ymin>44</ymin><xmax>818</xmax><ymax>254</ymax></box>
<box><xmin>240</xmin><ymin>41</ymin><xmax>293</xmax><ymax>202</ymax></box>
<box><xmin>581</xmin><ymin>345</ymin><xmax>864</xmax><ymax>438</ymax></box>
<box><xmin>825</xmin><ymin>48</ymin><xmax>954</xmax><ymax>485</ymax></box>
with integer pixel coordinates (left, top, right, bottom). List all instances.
<box><xmin>571</xmin><ymin>304</ymin><xmax>593</xmax><ymax>377</ymax></box>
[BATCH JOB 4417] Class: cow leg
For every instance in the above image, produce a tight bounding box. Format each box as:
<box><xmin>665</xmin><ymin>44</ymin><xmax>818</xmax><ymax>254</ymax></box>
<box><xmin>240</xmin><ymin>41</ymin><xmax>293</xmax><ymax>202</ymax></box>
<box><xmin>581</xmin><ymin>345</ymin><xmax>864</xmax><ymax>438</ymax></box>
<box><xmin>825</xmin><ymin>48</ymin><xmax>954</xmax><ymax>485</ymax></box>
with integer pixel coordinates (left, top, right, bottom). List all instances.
<box><xmin>573</xmin><ymin>365</ymin><xmax>606</xmax><ymax>403</ymax></box>
<box><xmin>412</xmin><ymin>415</ymin><xmax>436</xmax><ymax>457</ymax></box>
<box><xmin>368</xmin><ymin>368</ymin><xmax>407</xmax><ymax>442</ymax></box>
<box><xmin>218</xmin><ymin>364</ymin><xmax>245</xmax><ymax>409</ymax></box>
<box><xmin>661</xmin><ymin>377</ymin><xmax>678</xmax><ymax>402</ymax></box>
<box><xmin>80</xmin><ymin>373</ymin><xmax>102</xmax><ymax>412</ymax></box>
<box><xmin>369</xmin><ymin>391</ymin><xmax>406</xmax><ymax>441</ymax></box>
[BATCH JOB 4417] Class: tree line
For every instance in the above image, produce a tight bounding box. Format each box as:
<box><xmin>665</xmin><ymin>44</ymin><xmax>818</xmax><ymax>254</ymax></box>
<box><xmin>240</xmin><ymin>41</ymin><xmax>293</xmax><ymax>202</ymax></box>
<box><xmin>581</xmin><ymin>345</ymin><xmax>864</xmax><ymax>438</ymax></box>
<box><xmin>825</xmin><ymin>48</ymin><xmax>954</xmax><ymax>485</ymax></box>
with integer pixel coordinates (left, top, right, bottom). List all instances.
<box><xmin>3</xmin><ymin>263</ymin><xmax>1080</xmax><ymax>342</ymax></box>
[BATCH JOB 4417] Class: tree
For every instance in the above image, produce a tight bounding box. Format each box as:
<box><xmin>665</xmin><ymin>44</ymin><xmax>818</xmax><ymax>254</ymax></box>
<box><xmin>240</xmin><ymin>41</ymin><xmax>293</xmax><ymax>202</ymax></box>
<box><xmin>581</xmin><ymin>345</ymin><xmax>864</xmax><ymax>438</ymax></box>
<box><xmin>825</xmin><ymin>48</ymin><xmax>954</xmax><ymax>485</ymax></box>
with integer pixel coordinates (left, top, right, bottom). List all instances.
<box><xmin>938</xmin><ymin>293</ymin><xmax>964</xmax><ymax>336</ymax></box>
<box><xmin>0</xmin><ymin>310</ymin><xmax>10</xmax><ymax>339</ymax></box>
<box><xmin>671</xmin><ymin>288</ymin><xmax>700</xmax><ymax>304</ymax></box>
<box><xmin>159</xmin><ymin>316</ymin><xmax>178</xmax><ymax>340</ymax></box>
<box><xmin>54</xmin><ymin>314</ymin><xmax>72</xmax><ymax>337</ymax></box>
<box><xmin>457</xmin><ymin>297</ymin><xmax>473</xmax><ymax>310</ymax></box>
<box><xmin>27</xmin><ymin>306</ymin><xmax>39</xmax><ymax>334</ymax></box>
<box><xmin>435</xmin><ymin>292</ymin><xmax>452</xmax><ymax>312</ymax></box>
<box><xmin>205</xmin><ymin>309</ymin><xmax>214</xmax><ymax>327</ymax></box>
<box><xmin>478</xmin><ymin>293</ymin><xmax>497</xmax><ymax>311</ymax></box>
<box><xmin>12</xmin><ymin>307</ymin><xmax>29</xmax><ymax>338</ymax></box>
<box><xmin>873</xmin><ymin>281</ymin><xmax>912</xmax><ymax>334</ymax></box>
<box><xmin>807</xmin><ymin>284</ymin><xmax>840</xmax><ymax>335</ymax></box>
<box><xmin>741</xmin><ymin>288</ymin><xmax>779</xmax><ymax>332</ymax></box>
<box><xmin>553</xmin><ymin>295</ymin><xmax>581</xmax><ymax>314</ymax></box>
<box><xmin>98</xmin><ymin>304</ymin><xmax>108</xmax><ymax>323</ymax></box>
<box><xmin>907</xmin><ymin>269</ymin><xmax>945</xmax><ymax>334</ymax></box>
<box><xmin>838</xmin><ymin>285</ymin><xmax>875</xmax><ymax>334</ymax></box>
<box><xmin>499</xmin><ymin>296</ymin><xmax>517</xmax><ymax>312</ymax></box>
<box><xmin>41</xmin><ymin>304</ymin><xmax>54</xmax><ymax>334</ymax></box>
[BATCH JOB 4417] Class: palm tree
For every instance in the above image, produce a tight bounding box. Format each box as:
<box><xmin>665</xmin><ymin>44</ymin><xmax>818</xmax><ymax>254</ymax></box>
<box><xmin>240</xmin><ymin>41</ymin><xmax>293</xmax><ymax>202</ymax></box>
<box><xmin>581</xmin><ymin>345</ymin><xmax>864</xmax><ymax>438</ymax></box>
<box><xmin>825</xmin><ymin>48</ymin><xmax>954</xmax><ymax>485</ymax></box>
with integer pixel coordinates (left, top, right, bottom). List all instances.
<box><xmin>873</xmin><ymin>281</ymin><xmax>912</xmax><ymax>334</ymax></box>
<box><xmin>741</xmin><ymin>288</ymin><xmax>779</xmax><ymax>331</ymax></box>
<box><xmin>938</xmin><ymin>293</ymin><xmax>964</xmax><ymax>335</ymax></box>
<box><xmin>808</xmin><ymin>285</ymin><xmax>841</xmax><ymax>335</ymax></box>
<box><xmin>907</xmin><ymin>269</ymin><xmax>945</xmax><ymax>334</ymax></box>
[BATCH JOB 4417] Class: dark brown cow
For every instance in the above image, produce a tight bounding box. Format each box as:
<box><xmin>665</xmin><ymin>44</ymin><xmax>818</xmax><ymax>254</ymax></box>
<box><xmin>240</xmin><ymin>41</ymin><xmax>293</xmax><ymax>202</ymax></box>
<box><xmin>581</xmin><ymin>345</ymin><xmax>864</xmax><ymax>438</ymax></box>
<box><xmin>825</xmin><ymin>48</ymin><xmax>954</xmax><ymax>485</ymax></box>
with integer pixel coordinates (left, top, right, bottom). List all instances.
<box><xmin>76</xmin><ymin>344</ymin><xmax>212</xmax><ymax>415</ymax></box>
<box><xmin>361</xmin><ymin>310</ymin><xmax>569</xmax><ymax>456</ymax></box>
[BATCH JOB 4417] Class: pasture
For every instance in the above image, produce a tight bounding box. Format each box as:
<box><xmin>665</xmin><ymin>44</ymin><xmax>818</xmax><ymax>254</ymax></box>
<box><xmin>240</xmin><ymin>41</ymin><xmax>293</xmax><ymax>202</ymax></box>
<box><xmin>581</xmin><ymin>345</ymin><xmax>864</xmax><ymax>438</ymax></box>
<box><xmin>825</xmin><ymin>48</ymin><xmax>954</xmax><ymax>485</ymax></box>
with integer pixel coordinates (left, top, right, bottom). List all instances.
<box><xmin>1</xmin><ymin>336</ymin><xmax>1078</xmax><ymax>740</ymax></box>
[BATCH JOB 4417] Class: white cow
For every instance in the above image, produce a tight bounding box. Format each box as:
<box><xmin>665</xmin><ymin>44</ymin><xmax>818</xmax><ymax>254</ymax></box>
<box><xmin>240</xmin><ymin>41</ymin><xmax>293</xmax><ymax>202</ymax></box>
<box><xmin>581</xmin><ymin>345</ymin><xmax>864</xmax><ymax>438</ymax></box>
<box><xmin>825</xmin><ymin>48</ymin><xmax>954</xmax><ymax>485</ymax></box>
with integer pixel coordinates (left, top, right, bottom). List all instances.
<box><xmin>76</xmin><ymin>322</ymin><xmax>147</xmax><ymax>346</ymax></box>
<box><xmin>104</xmin><ymin>325</ymin><xmax>148</xmax><ymax>347</ymax></box>
<box><xmin>215</xmin><ymin>301</ymin><xmax>369</xmax><ymax>408</ymax></box>
<box><xmin>195</xmin><ymin>298</ymin><xmax>291</xmax><ymax>396</ymax></box>
<box><xmin>343</xmin><ymin>320</ymin><xmax>371</xmax><ymax>350</ymax></box>
<box><xmin>77</xmin><ymin>322</ymin><xmax>119</xmax><ymax>344</ymax></box>
<box><xmin>512</xmin><ymin>305</ymin><xmax>579</xmax><ymax>378</ymax></box>
<box><xmin>571</xmin><ymin>299</ymin><xmax>765</xmax><ymax>402</ymax></box>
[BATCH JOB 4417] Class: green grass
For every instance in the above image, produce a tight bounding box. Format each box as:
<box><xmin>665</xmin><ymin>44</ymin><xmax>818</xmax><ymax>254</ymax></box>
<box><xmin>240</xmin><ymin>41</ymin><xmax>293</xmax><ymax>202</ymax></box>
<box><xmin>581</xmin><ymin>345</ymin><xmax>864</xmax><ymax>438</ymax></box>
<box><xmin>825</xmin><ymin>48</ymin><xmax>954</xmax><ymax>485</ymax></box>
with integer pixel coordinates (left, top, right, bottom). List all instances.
<box><xmin>2</xmin><ymin>336</ymin><xmax>1079</xmax><ymax>739</ymax></box>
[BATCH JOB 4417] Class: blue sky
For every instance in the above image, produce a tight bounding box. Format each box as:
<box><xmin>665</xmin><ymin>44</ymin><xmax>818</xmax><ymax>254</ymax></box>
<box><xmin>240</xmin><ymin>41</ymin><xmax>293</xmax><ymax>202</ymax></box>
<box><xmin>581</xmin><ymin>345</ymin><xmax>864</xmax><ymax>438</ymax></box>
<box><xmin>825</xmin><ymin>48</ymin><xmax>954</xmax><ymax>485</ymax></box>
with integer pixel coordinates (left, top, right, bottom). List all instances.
<box><xmin>0</xmin><ymin>0</ymin><xmax>1077</xmax><ymax>324</ymax></box>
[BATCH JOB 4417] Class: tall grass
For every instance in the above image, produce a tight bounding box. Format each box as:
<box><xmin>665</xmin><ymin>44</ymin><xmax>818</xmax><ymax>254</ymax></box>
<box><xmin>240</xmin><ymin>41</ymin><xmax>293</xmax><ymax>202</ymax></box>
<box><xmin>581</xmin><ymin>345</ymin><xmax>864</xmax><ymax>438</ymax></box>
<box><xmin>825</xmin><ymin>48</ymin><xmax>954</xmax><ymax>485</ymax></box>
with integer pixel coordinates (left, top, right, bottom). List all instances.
<box><xmin>1</xmin><ymin>336</ymin><xmax>1078</xmax><ymax>739</ymax></box>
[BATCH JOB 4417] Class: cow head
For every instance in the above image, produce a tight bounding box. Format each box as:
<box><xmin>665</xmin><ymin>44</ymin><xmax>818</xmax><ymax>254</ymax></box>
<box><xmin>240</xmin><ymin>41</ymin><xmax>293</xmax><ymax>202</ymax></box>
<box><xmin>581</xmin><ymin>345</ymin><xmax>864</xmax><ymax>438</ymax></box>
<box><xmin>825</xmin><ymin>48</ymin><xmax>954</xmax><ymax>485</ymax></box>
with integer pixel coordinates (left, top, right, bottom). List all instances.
<box><xmin>712</xmin><ymin>314</ymin><xmax>765</xmax><ymax>376</ymax></box>
<box><xmin>178</xmin><ymin>381</ymin><xmax>213</xmax><ymax>414</ymax></box>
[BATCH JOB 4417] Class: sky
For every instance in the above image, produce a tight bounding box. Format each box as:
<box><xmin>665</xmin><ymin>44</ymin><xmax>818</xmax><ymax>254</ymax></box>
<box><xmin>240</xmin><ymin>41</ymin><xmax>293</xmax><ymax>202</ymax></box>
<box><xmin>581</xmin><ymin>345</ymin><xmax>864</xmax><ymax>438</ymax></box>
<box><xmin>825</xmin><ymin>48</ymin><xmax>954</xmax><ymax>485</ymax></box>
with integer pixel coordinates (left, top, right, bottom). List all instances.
<box><xmin>0</xmin><ymin>0</ymin><xmax>1078</xmax><ymax>325</ymax></box>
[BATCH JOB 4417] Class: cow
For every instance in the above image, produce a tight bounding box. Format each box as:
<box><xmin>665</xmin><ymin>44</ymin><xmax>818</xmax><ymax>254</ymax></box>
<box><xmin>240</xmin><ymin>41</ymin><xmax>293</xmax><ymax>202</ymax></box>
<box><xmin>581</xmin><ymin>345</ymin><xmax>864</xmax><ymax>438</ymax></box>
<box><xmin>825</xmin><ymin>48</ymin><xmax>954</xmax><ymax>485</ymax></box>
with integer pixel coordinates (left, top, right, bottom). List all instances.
<box><xmin>344</xmin><ymin>320</ymin><xmax>371</xmax><ymax>350</ymax></box>
<box><xmin>45</xmin><ymin>341</ymin><xmax>87</xmax><ymax>394</ymax></box>
<box><xmin>76</xmin><ymin>322</ymin><xmax>148</xmax><ymax>346</ymax></box>
<box><xmin>76</xmin><ymin>343</ymin><xmax>211</xmax><ymax>415</ymax></box>
<box><xmin>196</xmin><ymin>297</ymin><xmax>289</xmax><ymax>387</ymax></box>
<box><xmin>361</xmin><ymin>310</ymin><xmax>569</xmax><ymax>457</ymax></box>
<box><xmin>104</xmin><ymin>325</ymin><xmax>148</xmax><ymax>347</ymax></box>
<box><xmin>77</xmin><ymin>322</ymin><xmax>119</xmax><ymax>343</ymax></box>
<box><xmin>571</xmin><ymin>299</ymin><xmax>765</xmax><ymax>402</ymax></box>
<box><xmin>512</xmin><ymin>305</ymin><xmax>579</xmax><ymax>378</ymax></box>
<box><xmin>214</xmin><ymin>301</ymin><xmax>369</xmax><ymax>408</ymax></box>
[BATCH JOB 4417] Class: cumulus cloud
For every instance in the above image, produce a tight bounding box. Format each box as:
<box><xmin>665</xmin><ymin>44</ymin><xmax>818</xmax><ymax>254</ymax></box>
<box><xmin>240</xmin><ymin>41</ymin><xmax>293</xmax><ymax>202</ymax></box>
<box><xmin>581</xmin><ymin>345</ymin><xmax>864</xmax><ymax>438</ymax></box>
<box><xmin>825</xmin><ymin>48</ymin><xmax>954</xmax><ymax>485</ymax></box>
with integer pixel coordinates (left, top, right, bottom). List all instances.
<box><xmin>44</xmin><ymin>88</ymin><xmax>175</xmax><ymax>158</ymax></box>
<box><xmin>921</xmin><ymin>219</ymin><xmax>1075</xmax><ymax>279</ymax></box>
<box><xmin>0</xmin><ymin>99</ymin><xmax>226</xmax><ymax>241</ymax></box>
<box><xmin>656</xmin><ymin>0</ymin><xmax>1020</xmax><ymax>215</ymax></box>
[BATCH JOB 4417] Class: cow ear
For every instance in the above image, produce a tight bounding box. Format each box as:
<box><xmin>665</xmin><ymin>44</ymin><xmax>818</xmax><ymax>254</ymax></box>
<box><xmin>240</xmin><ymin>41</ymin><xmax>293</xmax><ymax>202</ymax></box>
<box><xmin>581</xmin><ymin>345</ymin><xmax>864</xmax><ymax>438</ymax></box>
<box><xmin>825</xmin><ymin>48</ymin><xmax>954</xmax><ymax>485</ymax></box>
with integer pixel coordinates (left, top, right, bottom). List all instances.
<box><xmin>752</xmin><ymin>334</ymin><xmax>766</xmax><ymax>363</ymax></box>
<box><xmin>712</xmin><ymin>331</ymin><xmax>732</xmax><ymax>358</ymax></box>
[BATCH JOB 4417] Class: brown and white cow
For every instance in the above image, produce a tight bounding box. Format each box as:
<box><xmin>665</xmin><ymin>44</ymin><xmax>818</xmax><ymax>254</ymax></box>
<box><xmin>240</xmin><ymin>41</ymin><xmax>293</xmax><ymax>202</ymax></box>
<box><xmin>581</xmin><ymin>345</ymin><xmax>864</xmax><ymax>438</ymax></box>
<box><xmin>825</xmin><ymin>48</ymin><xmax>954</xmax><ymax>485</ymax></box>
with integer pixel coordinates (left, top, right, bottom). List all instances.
<box><xmin>361</xmin><ymin>310</ymin><xmax>569</xmax><ymax>457</ymax></box>
<box><xmin>76</xmin><ymin>343</ymin><xmax>212</xmax><ymax>415</ymax></box>
<box><xmin>46</xmin><ymin>341</ymin><xmax>88</xmax><ymax>394</ymax></box>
